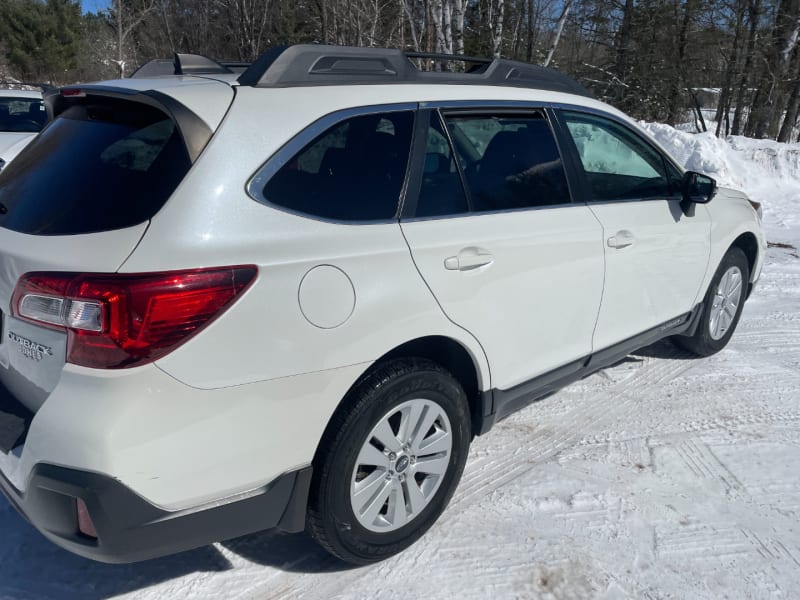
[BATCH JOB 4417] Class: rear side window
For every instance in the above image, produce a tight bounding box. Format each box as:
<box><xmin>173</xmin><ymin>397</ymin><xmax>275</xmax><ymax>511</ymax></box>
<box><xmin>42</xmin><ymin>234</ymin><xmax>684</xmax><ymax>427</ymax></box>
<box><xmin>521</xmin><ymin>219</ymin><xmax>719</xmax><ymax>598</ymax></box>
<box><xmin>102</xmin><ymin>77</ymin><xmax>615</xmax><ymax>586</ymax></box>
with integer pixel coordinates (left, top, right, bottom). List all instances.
<box><xmin>416</xmin><ymin>112</ymin><xmax>469</xmax><ymax>218</ymax></box>
<box><xmin>441</xmin><ymin>112</ymin><xmax>571</xmax><ymax>212</ymax></box>
<box><xmin>261</xmin><ymin>111</ymin><xmax>413</xmax><ymax>221</ymax></box>
<box><xmin>0</xmin><ymin>99</ymin><xmax>191</xmax><ymax>235</ymax></box>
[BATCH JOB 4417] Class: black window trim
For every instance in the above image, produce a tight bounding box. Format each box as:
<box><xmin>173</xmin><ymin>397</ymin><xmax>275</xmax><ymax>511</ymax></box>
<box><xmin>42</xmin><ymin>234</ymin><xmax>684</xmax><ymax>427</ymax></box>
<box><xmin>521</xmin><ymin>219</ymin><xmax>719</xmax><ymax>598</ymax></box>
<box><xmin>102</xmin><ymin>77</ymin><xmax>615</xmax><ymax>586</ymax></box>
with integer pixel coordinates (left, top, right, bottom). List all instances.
<box><xmin>550</xmin><ymin>103</ymin><xmax>686</xmax><ymax>205</ymax></box>
<box><xmin>402</xmin><ymin>100</ymin><xmax>579</xmax><ymax>222</ymax></box>
<box><xmin>246</xmin><ymin>102</ymin><xmax>418</xmax><ymax>225</ymax></box>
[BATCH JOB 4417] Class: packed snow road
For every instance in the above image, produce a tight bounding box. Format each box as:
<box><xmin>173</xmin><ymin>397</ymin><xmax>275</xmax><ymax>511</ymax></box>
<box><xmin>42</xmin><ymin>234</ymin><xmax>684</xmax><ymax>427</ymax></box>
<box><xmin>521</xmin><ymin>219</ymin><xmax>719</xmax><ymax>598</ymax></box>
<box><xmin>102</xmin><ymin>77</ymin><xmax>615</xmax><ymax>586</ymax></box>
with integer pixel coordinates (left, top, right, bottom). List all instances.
<box><xmin>1</xmin><ymin>127</ymin><xmax>799</xmax><ymax>599</ymax></box>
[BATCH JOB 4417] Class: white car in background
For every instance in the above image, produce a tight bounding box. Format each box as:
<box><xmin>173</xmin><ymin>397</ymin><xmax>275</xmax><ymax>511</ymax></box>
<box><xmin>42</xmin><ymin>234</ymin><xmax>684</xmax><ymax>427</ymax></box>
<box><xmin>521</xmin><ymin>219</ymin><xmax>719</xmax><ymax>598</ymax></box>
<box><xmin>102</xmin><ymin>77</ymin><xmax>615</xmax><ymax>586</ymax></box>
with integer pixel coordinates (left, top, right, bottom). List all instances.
<box><xmin>0</xmin><ymin>45</ymin><xmax>765</xmax><ymax>565</ymax></box>
<box><xmin>0</xmin><ymin>89</ymin><xmax>47</xmax><ymax>171</ymax></box>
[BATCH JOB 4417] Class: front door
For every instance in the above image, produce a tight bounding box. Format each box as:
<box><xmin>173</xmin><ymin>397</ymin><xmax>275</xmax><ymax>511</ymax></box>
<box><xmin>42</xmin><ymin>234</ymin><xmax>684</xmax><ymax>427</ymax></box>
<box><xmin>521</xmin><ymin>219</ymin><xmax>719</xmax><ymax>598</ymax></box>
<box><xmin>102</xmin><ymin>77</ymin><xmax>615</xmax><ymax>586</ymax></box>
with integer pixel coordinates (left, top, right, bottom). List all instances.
<box><xmin>557</xmin><ymin>109</ymin><xmax>711</xmax><ymax>352</ymax></box>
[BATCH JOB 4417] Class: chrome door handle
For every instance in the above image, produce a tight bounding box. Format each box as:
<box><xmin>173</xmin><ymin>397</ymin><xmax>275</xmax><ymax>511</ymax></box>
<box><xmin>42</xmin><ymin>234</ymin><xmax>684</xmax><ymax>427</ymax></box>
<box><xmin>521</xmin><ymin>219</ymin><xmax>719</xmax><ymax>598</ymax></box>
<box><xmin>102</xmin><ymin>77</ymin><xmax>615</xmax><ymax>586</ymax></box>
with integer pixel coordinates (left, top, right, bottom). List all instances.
<box><xmin>607</xmin><ymin>230</ymin><xmax>635</xmax><ymax>249</ymax></box>
<box><xmin>444</xmin><ymin>248</ymin><xmax>494</xmax><ymax>271</ymax></box>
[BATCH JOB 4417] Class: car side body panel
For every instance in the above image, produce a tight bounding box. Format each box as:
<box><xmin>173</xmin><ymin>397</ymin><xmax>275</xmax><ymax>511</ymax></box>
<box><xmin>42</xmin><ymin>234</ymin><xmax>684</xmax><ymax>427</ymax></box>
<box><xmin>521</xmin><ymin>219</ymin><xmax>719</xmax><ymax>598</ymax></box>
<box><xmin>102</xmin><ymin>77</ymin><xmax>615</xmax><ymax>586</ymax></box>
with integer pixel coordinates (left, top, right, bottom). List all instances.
<box><xmin>120</xmin><ymin>88</ymin><xmax>492</xmax><ymax>391</ymax></box>
<box><xmin>587</xmin><ymin>199</ymin><xmax>711</xmax><ymax>351</ymax></box>
<box><xmin>401</xmin><ymin>206</ymin><xmax>605</xmax><ymax>389</ymax></box>
<box><xmin>696</xmin><ymin>187</ymin><xmax>766</xmax><ymax>301</ymax></box>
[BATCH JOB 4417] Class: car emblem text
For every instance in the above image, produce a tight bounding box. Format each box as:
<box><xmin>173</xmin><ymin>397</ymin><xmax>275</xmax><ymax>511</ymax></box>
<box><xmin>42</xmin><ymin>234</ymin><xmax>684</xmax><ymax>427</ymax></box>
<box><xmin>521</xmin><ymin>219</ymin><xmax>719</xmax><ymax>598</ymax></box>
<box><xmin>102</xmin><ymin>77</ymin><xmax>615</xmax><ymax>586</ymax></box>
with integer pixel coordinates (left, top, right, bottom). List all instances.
<box><xmin>7</xmin><ymin>331</ymin><xmax>53</xmax><ymax>362</ymax></box>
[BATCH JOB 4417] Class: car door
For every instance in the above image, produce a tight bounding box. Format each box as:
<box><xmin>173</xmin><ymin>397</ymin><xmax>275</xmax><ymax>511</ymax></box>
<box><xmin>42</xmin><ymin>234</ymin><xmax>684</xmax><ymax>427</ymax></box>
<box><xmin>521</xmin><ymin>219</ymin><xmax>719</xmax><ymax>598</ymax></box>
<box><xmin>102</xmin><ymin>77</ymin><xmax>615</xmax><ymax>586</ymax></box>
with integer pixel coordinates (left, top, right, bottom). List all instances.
<box><xmin>400</xmin><ymin>107</ymin><xmax>605</xmax><ymax>390</ymax></box>
<box><xmin>555</xmin><ymin>109</ymin><xmax>711</xmax><ymax>352</ymax></box>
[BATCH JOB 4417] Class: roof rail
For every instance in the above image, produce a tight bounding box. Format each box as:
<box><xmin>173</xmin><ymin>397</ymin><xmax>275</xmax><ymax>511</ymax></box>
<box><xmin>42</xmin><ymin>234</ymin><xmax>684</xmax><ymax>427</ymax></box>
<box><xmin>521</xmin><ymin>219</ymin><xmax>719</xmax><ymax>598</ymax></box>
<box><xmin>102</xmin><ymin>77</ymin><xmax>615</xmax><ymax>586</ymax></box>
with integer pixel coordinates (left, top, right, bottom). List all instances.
<box><xmin>130</xmin><ymin>53</ymin><xmax>237</xmax><ymax>78</ymax></box>
<box><xmin>236</xmin><ymin>44</ymin><xmax>591</xmax><ymax>97</ymax></box>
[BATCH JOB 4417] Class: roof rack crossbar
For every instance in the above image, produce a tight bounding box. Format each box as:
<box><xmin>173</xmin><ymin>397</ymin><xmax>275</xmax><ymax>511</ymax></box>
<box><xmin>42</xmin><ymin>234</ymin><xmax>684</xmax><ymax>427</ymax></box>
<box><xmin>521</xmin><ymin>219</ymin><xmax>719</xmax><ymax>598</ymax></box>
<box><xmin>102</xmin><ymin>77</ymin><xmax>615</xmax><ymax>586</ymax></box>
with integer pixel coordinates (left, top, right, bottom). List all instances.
<box><xmin>236</xmin><ymin>45</ymin><xmax>592</xmax><ymax>98</ymax></box>
<box><xmin>129</xmin><ymin>53</ymin><xmax>237</xmax><ymax>78</ymax></box>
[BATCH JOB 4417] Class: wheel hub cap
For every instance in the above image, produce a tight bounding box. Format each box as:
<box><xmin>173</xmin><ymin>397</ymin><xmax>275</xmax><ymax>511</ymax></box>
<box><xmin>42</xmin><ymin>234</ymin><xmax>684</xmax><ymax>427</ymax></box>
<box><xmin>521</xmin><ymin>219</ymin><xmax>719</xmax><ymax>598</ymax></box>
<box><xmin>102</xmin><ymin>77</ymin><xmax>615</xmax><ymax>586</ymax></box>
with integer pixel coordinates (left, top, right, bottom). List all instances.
<box><xmin>709</xmin><ymin>265</ymin><xmax>743</xmax><ymax>341</ymax></box>
<box><xmin>395</xmin><ymin>455</ymin><xmax>410</xmax><ymax>473</ymax></box>
<box><xmin>350</xmin><ymin>398</ymin><xmax>453</xmax><ymax>533</ymax></box>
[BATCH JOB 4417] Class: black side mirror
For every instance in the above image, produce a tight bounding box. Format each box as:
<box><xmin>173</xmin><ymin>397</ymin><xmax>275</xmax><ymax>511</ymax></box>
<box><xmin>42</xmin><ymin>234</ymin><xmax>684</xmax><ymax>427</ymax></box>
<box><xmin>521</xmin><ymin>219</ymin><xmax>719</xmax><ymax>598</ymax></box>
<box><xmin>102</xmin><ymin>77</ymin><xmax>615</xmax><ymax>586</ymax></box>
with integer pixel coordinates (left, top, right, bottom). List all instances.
<box><xmin>681</xmin><ymin>171</ymin><xmax>716</xmax><ymax>204</ymax></box>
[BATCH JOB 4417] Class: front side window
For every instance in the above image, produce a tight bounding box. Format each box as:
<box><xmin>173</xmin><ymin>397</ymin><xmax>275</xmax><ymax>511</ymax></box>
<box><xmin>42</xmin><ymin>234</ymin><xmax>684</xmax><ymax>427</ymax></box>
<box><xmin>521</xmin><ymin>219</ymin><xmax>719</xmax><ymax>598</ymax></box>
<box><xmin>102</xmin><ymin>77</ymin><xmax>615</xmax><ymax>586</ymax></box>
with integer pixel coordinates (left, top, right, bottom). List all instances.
<box><xmin>261</xmin><ymin>111</ymin><xmax>413</xmax><ymax>221</ymax></box>
<box><xmin>562</xmin><ymin>111</ymin><xmax>675</xmax><ymax>201</ymax></box>
<box><xmin>443</xmin><ymin>111</ymin><xmax>571</xmax><ymax>212</ymax></box>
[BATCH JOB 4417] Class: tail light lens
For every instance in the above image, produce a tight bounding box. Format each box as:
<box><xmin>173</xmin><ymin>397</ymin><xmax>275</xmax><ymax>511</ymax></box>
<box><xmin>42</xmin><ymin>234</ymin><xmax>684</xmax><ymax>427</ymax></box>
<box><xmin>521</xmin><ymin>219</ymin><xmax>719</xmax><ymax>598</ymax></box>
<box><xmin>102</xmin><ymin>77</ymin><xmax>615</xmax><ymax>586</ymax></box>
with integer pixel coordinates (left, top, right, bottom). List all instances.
<box><xmin>11</xmin><ymin>266</ymin><xmax>257</xmax><ymax>369</ymax></box>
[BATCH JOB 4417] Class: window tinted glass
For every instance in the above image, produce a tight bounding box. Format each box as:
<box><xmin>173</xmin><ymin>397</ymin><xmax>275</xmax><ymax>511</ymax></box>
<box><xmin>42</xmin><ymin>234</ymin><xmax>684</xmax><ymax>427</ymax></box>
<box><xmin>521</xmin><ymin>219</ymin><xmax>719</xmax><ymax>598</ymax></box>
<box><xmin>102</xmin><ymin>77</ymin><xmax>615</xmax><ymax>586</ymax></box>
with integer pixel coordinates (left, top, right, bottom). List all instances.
<box><xmin>0</xmin><ymin>96</ymin><xmax>46</xmax><ymax>133</ymax></box>
<box><xmin>562</xmin><ymin>111</ymin><xmax>674</xmax><ymax>201</ymax></box>
<box><xmin>444</xmin><ymin>112</ymin><xmax>571</xmax><ymax>212</ymax></box>
<box><xmin>416</xmin><ymin>112</ymin><xmax>468</xmax><ymax>218</ymax></box>
<box><xmin>0</xmin><ymin>100</ymin><xmax>191</xmax><ymax>235</ymax></box>
<box><xmin>262</xmin><ymin>111</ymin><xmax>413</xmax><ymax>221</ymax></box>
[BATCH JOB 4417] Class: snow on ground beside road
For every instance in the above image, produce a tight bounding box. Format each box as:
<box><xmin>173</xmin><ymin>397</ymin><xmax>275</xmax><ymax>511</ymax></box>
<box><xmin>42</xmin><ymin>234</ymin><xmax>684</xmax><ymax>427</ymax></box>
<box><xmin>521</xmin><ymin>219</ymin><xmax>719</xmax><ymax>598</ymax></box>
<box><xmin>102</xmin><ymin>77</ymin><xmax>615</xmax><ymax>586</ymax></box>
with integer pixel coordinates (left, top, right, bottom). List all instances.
<box><xmin>1</xmin><ymin>124</ymin><xmax>799</xmax><ymax>600</ymax></box>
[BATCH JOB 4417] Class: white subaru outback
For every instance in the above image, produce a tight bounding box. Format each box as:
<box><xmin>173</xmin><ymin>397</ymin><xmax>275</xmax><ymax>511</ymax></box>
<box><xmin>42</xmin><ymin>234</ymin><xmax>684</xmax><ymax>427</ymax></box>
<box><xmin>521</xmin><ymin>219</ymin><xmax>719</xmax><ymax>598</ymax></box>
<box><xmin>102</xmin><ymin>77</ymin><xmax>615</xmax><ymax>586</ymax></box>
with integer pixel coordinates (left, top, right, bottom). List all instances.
<box><xmin>0</xmin><ymin>45</ymin><xmax>765</xmax><ymax>564</ymax></box>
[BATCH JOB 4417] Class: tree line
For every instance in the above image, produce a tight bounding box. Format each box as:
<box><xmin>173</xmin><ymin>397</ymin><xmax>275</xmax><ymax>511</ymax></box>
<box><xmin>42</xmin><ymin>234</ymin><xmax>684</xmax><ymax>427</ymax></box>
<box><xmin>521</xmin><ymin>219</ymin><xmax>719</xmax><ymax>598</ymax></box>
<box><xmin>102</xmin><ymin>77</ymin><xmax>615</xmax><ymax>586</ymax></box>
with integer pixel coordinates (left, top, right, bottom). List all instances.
<box><xmin>2</xmin><ymin>0</ymin><xmax>800</xmax><ymax>142</ymax></box>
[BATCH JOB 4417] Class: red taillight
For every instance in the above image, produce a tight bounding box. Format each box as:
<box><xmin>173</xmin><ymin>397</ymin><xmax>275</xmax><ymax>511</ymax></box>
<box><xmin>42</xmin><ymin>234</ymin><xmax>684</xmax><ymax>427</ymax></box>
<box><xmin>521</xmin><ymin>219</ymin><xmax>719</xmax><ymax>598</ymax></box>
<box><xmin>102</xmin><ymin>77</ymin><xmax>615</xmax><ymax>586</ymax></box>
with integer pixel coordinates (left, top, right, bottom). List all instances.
<box><xmin>60</xmin><ymin>88</ymin><xmax>86</xmax><ymax>98</ymax></box>
<box><xmin>11</xmin><ymin>266</ymin><xmax>257</xmax><ymax>369</ymax></box>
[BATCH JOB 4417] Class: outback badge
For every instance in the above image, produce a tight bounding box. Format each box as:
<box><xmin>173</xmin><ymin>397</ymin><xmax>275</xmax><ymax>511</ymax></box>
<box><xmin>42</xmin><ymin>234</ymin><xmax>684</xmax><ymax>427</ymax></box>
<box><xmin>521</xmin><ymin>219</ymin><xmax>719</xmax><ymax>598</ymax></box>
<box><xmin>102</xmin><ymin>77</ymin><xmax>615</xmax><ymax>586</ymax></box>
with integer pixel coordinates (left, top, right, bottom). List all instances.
<box><xmin>7</xmin><ymin>331</ymin><xmax>53</xmax><ymax>362</ymax></box>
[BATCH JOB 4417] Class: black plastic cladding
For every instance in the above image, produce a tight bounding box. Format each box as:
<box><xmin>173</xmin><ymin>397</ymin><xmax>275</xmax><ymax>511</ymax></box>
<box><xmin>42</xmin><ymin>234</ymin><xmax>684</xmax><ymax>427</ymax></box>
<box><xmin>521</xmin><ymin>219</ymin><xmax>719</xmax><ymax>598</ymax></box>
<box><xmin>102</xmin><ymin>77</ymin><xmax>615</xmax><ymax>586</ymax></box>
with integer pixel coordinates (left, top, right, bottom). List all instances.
<box><xmin>236</xmin><ymin>44</ymin><xmax>593</xmax><ymax>97</ymax></box>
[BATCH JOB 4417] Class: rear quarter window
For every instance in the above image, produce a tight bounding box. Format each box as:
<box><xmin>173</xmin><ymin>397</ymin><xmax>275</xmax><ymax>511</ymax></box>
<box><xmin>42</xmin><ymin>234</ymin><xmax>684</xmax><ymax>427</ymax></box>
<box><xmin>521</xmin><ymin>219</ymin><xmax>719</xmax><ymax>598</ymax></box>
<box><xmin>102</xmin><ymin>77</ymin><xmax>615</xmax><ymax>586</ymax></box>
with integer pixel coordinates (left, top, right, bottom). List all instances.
<box><xmin>256</xmin><ymin>110</ymin><xmax>414</xmax><ymax>221</ymax></box>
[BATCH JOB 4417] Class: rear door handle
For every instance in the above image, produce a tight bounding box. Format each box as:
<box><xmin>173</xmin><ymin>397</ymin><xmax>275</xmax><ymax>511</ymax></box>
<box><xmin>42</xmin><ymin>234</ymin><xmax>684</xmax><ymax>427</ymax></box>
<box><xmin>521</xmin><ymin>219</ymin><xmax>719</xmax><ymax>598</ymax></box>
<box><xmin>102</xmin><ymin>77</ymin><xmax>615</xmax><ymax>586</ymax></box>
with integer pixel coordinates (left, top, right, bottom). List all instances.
<box><xmin>444</xmin><ymin>248</ymin><xmax>494</xmax><ymax>271</ymax></box>
<box><xmin>607</xmin><ymin>230</ymin><xmax>635</xmax><ymax>249</ymax></box>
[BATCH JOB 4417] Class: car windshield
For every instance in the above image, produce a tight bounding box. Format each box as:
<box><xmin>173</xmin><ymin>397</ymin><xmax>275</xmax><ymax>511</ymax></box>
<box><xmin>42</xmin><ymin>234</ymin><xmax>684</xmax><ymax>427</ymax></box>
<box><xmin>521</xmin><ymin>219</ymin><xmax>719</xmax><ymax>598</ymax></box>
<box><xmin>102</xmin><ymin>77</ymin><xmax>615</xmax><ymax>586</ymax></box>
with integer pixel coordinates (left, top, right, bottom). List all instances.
<box><xmin>0</xmin><ymin>96</ymin><xmax>47</xmax><ymax>133</ymax></box>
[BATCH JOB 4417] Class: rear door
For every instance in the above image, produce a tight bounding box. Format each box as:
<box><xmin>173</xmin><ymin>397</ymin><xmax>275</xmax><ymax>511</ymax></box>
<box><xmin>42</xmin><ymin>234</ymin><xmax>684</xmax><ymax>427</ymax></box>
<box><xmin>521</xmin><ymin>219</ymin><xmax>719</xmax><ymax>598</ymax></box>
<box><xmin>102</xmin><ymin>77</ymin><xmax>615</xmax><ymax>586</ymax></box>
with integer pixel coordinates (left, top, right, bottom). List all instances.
<box><xmin>555</xmin><ymin>109</ymin><xmax>711</xmax><ymax>352</ymax></box>
<box><xmin>400</xmin><ymin>107</ymin><xmax>604</xmax><ymax>390</ymax></box>
<box><xmin>0</xmin><ymin>93</ymin><xmax>198</xmax><ymax>412</ymax></box>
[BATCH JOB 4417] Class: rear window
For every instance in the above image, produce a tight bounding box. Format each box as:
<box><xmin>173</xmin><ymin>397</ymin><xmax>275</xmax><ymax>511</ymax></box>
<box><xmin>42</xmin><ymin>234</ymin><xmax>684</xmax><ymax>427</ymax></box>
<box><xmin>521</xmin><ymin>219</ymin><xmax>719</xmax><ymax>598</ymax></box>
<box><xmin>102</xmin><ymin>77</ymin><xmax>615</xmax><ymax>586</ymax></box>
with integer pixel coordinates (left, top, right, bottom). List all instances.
<box><xmin>0</xmin><ymin>99</ymin><xmax>191</xmax><ymax>235</ymax></box>
<box><xmin>0</xmin><ymin>96</ymin><xmax>46</xmax><ymax>133</ymax></box>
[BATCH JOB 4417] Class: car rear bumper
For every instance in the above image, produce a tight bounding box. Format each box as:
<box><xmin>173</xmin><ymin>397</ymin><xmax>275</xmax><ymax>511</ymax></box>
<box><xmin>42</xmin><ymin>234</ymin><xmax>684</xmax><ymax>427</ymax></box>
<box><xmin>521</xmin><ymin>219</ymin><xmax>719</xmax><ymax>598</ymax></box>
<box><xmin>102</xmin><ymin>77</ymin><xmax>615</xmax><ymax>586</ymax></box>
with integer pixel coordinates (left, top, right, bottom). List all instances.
<box><xmin>0</xmin><ymin>461</ymin><xmax>312</xmax><ymax>563</ymax></box>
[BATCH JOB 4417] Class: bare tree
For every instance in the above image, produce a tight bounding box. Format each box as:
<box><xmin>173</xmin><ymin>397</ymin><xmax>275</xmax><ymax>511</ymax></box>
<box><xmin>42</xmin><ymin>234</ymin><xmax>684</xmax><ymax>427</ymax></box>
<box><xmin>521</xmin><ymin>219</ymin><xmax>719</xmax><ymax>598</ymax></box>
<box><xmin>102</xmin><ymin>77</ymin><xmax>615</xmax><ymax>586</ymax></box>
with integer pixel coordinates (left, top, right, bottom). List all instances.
<box><xmin>108</xmin><ymin>0</ymin><xmax>157</xmax><ymax>77</ymax></box>
<box><xmin>543</xmin><ymin>0</ymin><xmax>571</xmax><ymax>66</ymax></box>
<box><xmin>746</xmin><ymin>0</ymin><xmax>800</xmax><ymax>137</ymax></box>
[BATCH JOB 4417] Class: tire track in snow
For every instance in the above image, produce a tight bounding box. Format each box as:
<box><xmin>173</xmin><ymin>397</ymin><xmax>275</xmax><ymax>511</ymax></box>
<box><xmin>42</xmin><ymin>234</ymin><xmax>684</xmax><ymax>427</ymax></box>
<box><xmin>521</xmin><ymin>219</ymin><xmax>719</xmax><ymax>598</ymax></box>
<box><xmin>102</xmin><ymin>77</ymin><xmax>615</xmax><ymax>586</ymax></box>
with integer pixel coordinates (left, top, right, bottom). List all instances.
<box><xmin>240</xmin><ymin>347</ymin><xmax>699</xmax><ymax>600</ymax></box>
<box><xmin>450</xmin><ymin>345</ymin><xmax>697</xmax><ymax>512</ymax></box>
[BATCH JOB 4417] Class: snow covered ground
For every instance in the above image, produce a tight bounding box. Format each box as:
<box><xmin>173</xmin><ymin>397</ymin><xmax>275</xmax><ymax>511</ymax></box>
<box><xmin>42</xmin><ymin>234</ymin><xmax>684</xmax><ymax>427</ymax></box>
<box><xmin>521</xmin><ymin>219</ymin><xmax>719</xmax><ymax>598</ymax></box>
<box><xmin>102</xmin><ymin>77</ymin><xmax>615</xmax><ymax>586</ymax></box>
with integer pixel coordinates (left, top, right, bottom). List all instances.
<box><xmin>1</xmin><ymin>125</ymin><xmax>799</xmax><ymax>599</ymax></box>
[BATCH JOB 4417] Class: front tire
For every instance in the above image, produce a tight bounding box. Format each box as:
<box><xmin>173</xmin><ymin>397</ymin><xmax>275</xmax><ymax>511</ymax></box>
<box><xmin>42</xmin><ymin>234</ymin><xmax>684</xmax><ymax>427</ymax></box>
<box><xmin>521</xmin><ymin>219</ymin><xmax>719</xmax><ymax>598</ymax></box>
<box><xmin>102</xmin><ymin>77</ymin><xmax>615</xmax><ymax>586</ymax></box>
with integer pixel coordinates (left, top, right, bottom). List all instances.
<box><xmin>307</xmin><ymin>358</ymin><xmax>471</xmax><ymax>564</ymax></box>
<box><xmin>676</xmin><ymin>246</ymin><xmax>749</xmax><ymax>356</ymax></box>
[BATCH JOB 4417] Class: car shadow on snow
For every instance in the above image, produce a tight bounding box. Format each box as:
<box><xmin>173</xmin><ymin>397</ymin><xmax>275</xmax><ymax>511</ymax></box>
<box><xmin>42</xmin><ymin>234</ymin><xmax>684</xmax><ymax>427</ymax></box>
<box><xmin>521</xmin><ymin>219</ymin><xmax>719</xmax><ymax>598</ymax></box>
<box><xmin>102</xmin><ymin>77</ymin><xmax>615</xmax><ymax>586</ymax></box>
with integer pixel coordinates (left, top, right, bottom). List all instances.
<box><xmin>0</xmin><ymin>496</ymin><xmax>356</xmax><ymax>599</ymax></box>
<box><xmin>0</xmin><ymin>497</ymin><xmax>232</xmax><ymax>600</ymax></box>
<box><xmin>221</xmin><ymin>529</ymin><xmax>357</xmax><ymax>573</ymax></box>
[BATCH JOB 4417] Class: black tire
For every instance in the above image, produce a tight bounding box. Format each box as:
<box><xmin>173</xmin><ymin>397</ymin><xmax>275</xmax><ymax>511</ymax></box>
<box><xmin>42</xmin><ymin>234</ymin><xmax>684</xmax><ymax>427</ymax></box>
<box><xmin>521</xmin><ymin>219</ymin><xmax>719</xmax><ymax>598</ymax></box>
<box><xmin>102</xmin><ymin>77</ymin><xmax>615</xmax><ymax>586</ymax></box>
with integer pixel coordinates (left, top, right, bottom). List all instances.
<box><xmin>307</xmin><ymin>357</ymin><xmax>471</xmax><ymax>565</ymax></box>
<box><xmin>675</xmin><ymin>246</ymin><xmax>749</xmax><ymax>357</ymax></box>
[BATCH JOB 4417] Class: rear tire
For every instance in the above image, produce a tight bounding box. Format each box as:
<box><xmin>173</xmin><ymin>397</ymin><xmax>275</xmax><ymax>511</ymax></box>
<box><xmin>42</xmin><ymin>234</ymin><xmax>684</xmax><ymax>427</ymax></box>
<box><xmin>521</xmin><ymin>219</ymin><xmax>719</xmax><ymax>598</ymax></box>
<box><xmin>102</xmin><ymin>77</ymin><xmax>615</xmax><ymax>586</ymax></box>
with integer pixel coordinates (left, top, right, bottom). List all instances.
<box><xmin>675</xmin><ymin>246</ymin><xmax>749</xmax><ymax>356</ymax></box>
<box><xmin>307</xmin><ymin>357</ymin><xmax>471</xmax><ymax>565</ymax></box>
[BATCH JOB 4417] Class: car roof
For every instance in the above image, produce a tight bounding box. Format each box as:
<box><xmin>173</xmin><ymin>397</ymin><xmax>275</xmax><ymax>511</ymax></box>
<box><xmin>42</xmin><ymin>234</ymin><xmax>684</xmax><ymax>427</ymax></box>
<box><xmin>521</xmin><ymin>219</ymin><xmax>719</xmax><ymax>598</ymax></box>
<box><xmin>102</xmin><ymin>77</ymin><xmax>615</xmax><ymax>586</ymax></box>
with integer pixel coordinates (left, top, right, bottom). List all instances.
<box><xmin>236</xmin><ymin>45</ymin><xmax>592</xmax><ymax>98</ymax></box>
<box><xmin>0</xmin><ymin>89</ymin><xmax>43</xmax><ymax>99</ymax></box>
<box><xmin>124</xmin><ymin>45</ymin><xmax>593</xmax><ymax>97</ymax></box>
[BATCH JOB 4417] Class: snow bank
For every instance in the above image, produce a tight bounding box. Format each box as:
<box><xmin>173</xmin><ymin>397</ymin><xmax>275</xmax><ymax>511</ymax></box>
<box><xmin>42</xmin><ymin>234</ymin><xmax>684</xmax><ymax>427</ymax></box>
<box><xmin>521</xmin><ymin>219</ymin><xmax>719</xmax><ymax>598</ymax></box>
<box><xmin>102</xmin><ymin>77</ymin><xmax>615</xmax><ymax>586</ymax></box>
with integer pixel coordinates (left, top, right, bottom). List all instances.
<box><xmin>641</xmin><ymin>122</ymin><xmax>800</xmax><ymax>244</ymax></box>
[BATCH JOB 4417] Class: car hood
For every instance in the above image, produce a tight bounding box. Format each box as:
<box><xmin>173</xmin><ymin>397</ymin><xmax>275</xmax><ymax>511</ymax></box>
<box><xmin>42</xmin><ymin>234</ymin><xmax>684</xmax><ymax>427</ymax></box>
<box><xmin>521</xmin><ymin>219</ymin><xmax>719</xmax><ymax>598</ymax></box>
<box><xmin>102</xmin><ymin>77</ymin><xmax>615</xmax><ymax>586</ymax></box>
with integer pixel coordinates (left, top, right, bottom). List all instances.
<box><xmin>0</xmin><ymin>132</ymin><xmax>36</xmax><ymax>161</ymax></box>
<box><xmin>716</xmin><ymin>185</ymin><xmax>750</xmax><ymax>202</ymax></box>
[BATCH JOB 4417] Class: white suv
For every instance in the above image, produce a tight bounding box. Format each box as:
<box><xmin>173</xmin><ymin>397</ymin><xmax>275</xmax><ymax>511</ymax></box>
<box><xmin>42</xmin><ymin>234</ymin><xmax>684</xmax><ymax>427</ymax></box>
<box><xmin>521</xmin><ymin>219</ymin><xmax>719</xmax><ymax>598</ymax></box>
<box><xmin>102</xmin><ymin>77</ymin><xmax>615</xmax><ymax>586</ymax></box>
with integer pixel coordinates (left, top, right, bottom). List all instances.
<box><xmin>0</xmin><ymin>45</ymin><xmax>765</xmax><ymax>564</ymax></box>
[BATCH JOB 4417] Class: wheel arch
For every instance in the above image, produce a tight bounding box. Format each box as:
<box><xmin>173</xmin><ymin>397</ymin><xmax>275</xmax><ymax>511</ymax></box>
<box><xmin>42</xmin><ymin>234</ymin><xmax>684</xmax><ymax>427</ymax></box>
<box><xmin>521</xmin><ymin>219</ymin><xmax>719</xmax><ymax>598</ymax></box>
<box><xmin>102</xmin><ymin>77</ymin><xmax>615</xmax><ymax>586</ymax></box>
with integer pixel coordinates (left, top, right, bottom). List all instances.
<box><xmin>381</xmin><ymin>336</ymin><xmax>487</xmax><ymax>437</ymax></box>
<box><xmin>315</xmin><ymin>336</ymin><xmax>490</xmax><ymax>460</ymax></box>
<box><xmin>730</xmin><ymin>231</ymin><xmax>759</xmax><ymax>297</ymax></box>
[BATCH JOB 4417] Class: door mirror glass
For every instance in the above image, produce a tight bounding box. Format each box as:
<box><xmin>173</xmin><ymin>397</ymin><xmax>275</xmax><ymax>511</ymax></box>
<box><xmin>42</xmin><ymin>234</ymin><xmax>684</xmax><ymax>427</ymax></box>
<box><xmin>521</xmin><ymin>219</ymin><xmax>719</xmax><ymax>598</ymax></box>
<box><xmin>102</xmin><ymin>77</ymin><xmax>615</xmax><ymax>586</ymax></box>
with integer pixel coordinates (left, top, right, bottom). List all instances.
<box><xmin>682</xmin><ymin>171</ymin><xmax>716</xmax><ymax>204</ymax></box>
